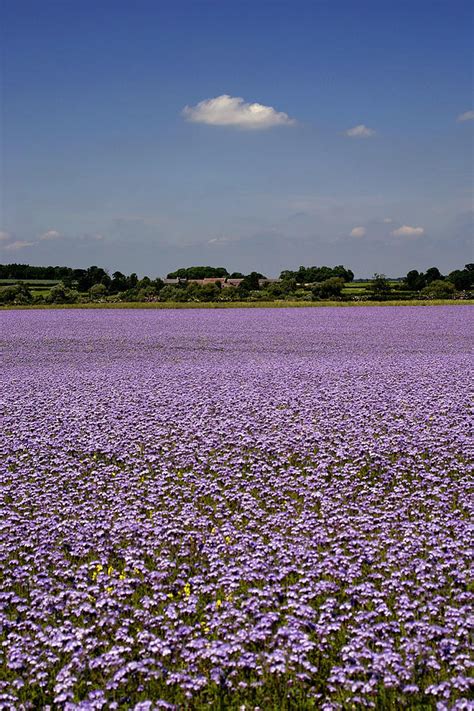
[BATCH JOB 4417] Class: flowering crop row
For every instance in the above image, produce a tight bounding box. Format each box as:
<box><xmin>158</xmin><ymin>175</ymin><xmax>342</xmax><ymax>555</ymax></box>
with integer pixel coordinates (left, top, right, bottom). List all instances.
<box><xmin>0</xmin><ymin>306</ymin><xmax>473</xmax><ymax>710</ymax></box>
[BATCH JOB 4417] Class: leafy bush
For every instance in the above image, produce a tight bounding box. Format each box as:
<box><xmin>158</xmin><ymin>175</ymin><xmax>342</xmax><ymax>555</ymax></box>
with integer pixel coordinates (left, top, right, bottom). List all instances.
<box><xmin>0</xmin><ymin>283</ymin><xmax>33</xmax><ymax>304</ymax></box>
<box><xmin>422</xmin><ymin>280</ymin><xmax>456</xmax><ymax>298</ymax></box>
<box><xmin>46</xmin><ymin>282</ymin><xmax>79</xmax><ymax>304</ymax></box>
<box><xmin>312</xmin><ymin>277</ymin><xmax>345</xmax><ymax>299</ymax></box>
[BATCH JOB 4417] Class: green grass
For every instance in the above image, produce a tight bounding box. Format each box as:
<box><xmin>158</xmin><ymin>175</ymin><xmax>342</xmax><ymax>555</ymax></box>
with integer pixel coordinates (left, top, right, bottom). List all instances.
<box><xmin>2</xmin><ymin>299</ymin><xmax>473</xmax><ymax>310</ymax></box>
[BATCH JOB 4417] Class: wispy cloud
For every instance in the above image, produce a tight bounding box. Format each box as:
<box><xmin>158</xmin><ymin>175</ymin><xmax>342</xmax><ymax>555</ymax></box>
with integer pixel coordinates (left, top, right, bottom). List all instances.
<box><xmin>350</xmin><ymin>226</ymin><xmax>366</xmax><ymax>237</ymax></box>
<box><xmin>182</xmin><ymin>94</ymin><xmax>296</xmax><ymax>130</ymax></box>
<box><xmin>3</xmin><ymin>240</ymin><xmax>36</xmax><ymax>251</ymax></box>
<box><xmin>457</xmin><ymin>110</ymin><xmax>474</xmax><ymax>122</ymax></box>
<box><xmin>383</xmin><ymin>217</ymin><xmax>393</xmax><ymax>223</ymax></box>
<box><xmin>78</xmin><ymin>232</ymin><xmax>104</xmax><ymax>242</ymax></box>
<box><xmin>391</xmin><ymin>225</ymin><xmax>424</xmax><ymax>237</ymax></box>
<box><xmin>344</xmin><ymin>124</ymin><xmax>376</xmax><ymax>138</ymax></box>
<box><xmin>39</xmin><ymin>229</ymin><xmax>62</xmax><ymax>241</ymax></box>
<box><xmin>0</xmin><ymin>230</ymin><xmax>11</xmax><ymax>242</ymax></box>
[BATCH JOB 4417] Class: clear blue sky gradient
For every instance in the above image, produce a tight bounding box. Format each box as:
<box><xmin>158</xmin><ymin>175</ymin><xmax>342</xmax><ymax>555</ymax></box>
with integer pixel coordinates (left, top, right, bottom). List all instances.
<box><xmin>1</xmin><ymin>0</ymin><xmax>473</xmax><ymax>276</ymax></box>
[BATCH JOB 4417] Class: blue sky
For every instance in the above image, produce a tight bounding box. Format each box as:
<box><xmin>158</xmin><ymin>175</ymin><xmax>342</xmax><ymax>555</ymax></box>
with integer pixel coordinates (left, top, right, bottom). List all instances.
<box><xmin>1</xmin><ymin>0</ymin><xmax>473</xmax><ymax>276</ymax></box>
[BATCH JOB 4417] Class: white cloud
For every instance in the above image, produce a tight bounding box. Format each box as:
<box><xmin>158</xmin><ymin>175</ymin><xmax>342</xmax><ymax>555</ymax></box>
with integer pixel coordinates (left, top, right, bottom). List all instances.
<box><xmin>38</xmin><ymin>230</ymin><xmax>104</xmax><ymax>243</ymax></box>
<box><xmin>0</xmin><ymin>230</ymin><xmax>10</xmax><ymax>242</ymax></box>
<box><xmin>350</xmin><ymin>226</ymin><xmax>366</xmax><ymax>237</ymax></box>
<box><xmin>344</xmin><ymin>124</ymin><xmax>376</xmax><ymax>138</ymax></box>
<box><xmin>383</xmin><ymin>217</ymin><xmax>393</xmax><ymax>223</ymax></box>
<box><xmin>391</xmin><ymin>225</ymin><xmax>425</xmax><ymax>237</ymax></box>
<box><xmin>207</xmin><ymin>234</ymin><xmax>240</xmax><ymax>245</ymax></box>
<box><xmin>208</xmin><ymin>237</ymin><xmax>230</xmax><ymax>244</ymax></box>
<box><xmin>182</xmin><ymin>94</ymin><xmax>296</xmax><ymax>130</ymax></box>
<box><xmin>457</xmin><ymin>110</ymin><xmax>474</xmax><ymax>122</ymax></box>
<box><xmin>3</xmin><ymin>240</ymin><xmax>36</xmax><ymax>251</ymax></box>
<box><xmin>39</xmin><ymin>229</ymin><xmax>62</xmax><ymax>241</ymax></box>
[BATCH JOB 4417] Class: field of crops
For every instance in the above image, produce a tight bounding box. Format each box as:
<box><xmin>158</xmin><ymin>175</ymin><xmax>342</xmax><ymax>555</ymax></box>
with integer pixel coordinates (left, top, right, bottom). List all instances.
<box><xmin>1</xmin><ymin>306</ymin><xmax>472</xmax><ymax>710</ymax></box>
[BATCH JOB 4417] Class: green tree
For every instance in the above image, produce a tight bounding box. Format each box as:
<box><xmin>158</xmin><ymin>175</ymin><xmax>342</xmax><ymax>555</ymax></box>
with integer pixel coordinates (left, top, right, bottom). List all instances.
<box><xmin>136</xmin><ymin>286</ymin><xmax>159</xmax><ymax>301</ymax></box>
<box><xmin>167</xmin><ymin>266</ymin><xmax>229</xmax><ymax>279</ymax></box>
<box><xmin>238</xmin><ymin>272</ymin><xmax>264</xmax><ymax>293</ymax></box>
<box><xmin>198</xmin><ymin>283</ymin><xmax>221</xmax><ymax>301</ymax></box>
<box><xmin>404</xmin><ymin>270</ymin><xmax>426</xmax><ymax>291</ymax></box>
<box><xmin>151</xmin><ymin>278</ymin><xmax>164</xmax><ymax>292</ymax></box>
<box><xmin>332</xmin><ymin>265</ymin><xmax>354</xmax><ymax>282</ymax></box>
<box><xmin>0</xmin><ymin>283</ymin><xmax>33</xmax><ymax>304</ymax></box>
<box><xmin>370</xmin><ymin>274</ymin><xmax>392</xmax><ymax>299</ymax></box>
<box><xmin>448</xmin><ymin>267</ymin><xmax>473</xmax><ymax>291</ymax></box>
<box><xmin>89</xmin><ymin>283</ymin><xmax>108</xmax><ymax>300</ymax></box>
<box><xmin>137</xmin><ymin>276</ymin><xmax>151</xmax><ymax>289</ymax></box>
<box><xmin>159</xmin><ymin>285</ymin><xmax>187</xmax><ymax>302</ymax></box>
<box><xmin>312</xmin><ymin>277</ymin><xmax>345</xmax><ymax>299</ymax></box>
<box><xmin>422</xmin><ymin>280</ymin><xmax>455</xmax><ymax>298</ymax></box>
<box><xmin>110</xmin><ymin>271</ymin><xmax>128</xmax><ymax>293</ymax></box>
<box><xmin>74</xmin><ymin>266</ymin><xmax>109</xmax><ymax>291</ymax></box>
<box><xmin>46</xmin><ymin>282</ymin><xmax>79</xmax><ymax>304</ymax></box>
<box><xmin>425</xmin><ymin>267</ymin><xmax>443</xmax><ymax>284</ymax></box>
<box><xmin>127</xmin><ymin>273</ymin><xmax>138</xmax><ymax>289</ymax></box>
<box><xmin>280</xmin><ymin>265</ymin><xmax>353</xmax><ymax>284</ymax></box>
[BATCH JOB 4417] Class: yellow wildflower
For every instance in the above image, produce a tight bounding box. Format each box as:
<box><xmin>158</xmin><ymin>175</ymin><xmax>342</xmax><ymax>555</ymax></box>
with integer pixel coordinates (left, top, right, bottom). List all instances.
<box><xmin>92</xmin><ymin>563</ymin><xmax>103</xmax><ymax>581</ymax></box>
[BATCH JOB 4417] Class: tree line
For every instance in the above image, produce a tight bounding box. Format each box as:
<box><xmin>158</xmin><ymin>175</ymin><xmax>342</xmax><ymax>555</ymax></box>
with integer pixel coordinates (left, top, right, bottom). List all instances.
<box><xmin>0</xmin><ymin>262</ymin><xmax>472</xmax><ymax>305</ymax></box>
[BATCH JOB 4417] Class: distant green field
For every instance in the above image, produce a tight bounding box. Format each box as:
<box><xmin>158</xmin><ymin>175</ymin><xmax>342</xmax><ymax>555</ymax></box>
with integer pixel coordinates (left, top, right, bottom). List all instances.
<box><xmin>0</xmin><ymin>279</ymin><xmax>60</xmax><ymax>285</ymax></box>
<box><xmin>0</xmin><ymin>278</ymin><xmax>60</xmax><ymax>298</ymax></box>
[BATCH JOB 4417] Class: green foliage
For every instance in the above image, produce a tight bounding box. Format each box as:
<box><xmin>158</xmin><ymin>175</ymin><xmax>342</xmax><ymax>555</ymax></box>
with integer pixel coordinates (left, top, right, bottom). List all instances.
<box><xmin>263</xmin><ymin>278</ymin><xmax>297</xmax><ymax>298</ymax></box>
<box><xmin>448</xmin><ymin>265</ymin><xmax>474</xmax><ymax>291</ymax></box>
<box><xmin>280</xmin><ymin>265</ymin><xmax>354</xmax><ymax>283</ymax></box>
<box><xmin>75</xmin><ymin>266</ymin><xmax>110</xmax><ymax>291</ymax></box>
<box><xmin>159</xmin><ymin>285</ymin><xmax>187</xmax><ymax>302</ymax></box>
<box><xmin>186</xmin><ymin>282</ymin><xmax>221</xmax><ymax>301</ymax></box>
<box><xmin>404</xmin><ymin>269</ymin><xmax>426</xmax><ymax>291</ymax></box>
<box><xmin>238</xmin><ymin>272</ymin><xmax>265</xmax><ymax>293</ymax></box>
<box><xmin>110</xmin><ymin>271</ymin><xmax>128</xmax><ymax>293</ymax></box>
<box><xmin>332</xmin><ymin>265</ymin><xmax>354</xmax><ymax>282</ymax></box>
<box><xmin>312</xmin><ymin>277</ymin><xmax>345</xmax><ymax>299</ymax></box>
<box><xmin>167</xmin><ymin>266</ymin><xmax>229</xmax><ymax>279</ymax></box>
<box><xmin>0</xmin><ymin>282</ymin><xmax>33</xmax><ymax>304</ymax></box>
<box><xmin>422</xmin><ymin>279</ymin><xmax>456</xmax><ymax>298</ymax></box>
<box><xmin>89</xmin><ymin>283</ymin><xmax>108</xmax><ymax>300</ymax></box>
<box><xmin>0</xmin><ymin>263</ymin><xmax>72</xmax><ymax>280</ymax></box>
<box><xmin>369</xmin><ymin>274</ymin><xmax>392</xmax><ymax>298</ymax></box>
<box><xmin>425</xmin><ymin>266</ymin><xmax>443</xmax><ymax>284</ymax></box>
<box><xmin>46</xmin><ymin>282</ymin><xmax>79</xmax><ymax>304</ymax></box>
<box><xmin>1</xmin><ymin>262</ymin><xmax>473</xmax><ymax>307</ymax></box>
<box><xmin>404</xmin><ymin>267</ymin><xmax>444</xmax><ymax>291</ymax></box>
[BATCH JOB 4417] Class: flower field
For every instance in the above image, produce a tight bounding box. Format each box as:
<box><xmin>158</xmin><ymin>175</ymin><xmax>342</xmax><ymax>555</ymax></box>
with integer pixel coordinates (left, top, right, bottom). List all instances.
<box><xmin>1</xmin><ymin>306</ymin><xmax>473</xmax><ymax>710</ymax></box>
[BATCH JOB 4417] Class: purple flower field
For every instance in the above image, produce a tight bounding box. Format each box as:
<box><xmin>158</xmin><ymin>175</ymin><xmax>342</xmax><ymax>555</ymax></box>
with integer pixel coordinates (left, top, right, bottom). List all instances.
<box><xmin>1</xmin><ymin>306</ymin><xmax>473</xmax><ymax>710</ymax></box>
